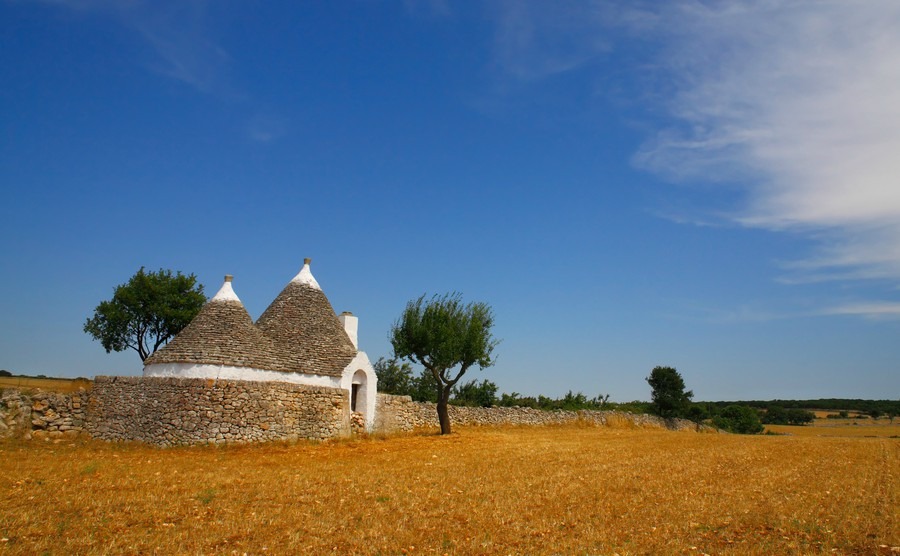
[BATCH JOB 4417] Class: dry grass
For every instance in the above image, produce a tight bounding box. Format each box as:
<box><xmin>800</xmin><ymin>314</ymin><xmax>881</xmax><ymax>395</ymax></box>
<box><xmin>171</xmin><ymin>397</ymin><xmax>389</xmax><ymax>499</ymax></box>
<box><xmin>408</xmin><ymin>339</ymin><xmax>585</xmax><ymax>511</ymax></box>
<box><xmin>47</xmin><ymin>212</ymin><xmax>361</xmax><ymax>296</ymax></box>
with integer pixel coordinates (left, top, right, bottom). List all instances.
<box><xmin>0</xmin><ymin>377</ymin><xmax>91</xmax><ymax>393</ymax></box>
<box><xmin>766</xmin><ymin>418</ymin><xmax>900</xmax><ymax>438</ymax></box>
<box><xmin>0</xmin><ymin>424</ymin><xmax>896</xmax><ymax>555</ymax></box>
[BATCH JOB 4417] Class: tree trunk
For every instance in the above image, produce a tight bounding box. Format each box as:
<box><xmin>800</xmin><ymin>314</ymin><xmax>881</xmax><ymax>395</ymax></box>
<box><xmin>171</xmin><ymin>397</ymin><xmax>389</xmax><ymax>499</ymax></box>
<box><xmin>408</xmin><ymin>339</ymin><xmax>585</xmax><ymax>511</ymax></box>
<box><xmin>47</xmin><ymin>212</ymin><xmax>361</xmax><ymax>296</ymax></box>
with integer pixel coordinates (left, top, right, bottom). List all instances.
<box><xmin>437</xmin><ymin>385</ymin><xmax>453</xmax><ymax>435</ymax></box>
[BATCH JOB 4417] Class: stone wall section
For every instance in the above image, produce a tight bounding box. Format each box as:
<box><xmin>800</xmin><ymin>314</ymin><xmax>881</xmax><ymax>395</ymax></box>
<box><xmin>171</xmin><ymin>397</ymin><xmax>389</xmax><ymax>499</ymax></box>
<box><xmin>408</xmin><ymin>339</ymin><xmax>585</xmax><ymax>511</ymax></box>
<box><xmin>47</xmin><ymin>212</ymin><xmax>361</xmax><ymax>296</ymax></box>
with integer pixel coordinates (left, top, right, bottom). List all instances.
<box><xmin>1</xmin><ymin>388</ymin><xmax>89</xmax><ymax>440</ymax></box>
<box><xmin>374</xmin><ymin>393</ymin><xmax>707</xmax><ymax>433</ymax></box>
<box><xmin>3</xmin><ymin>382</ymin><xmax>708</xmax><ymax>445</ymax></box>
<box><xmin>86</xmin><ymin>376</ymin><xmax>350</xmax><ymax>446</ymax></box>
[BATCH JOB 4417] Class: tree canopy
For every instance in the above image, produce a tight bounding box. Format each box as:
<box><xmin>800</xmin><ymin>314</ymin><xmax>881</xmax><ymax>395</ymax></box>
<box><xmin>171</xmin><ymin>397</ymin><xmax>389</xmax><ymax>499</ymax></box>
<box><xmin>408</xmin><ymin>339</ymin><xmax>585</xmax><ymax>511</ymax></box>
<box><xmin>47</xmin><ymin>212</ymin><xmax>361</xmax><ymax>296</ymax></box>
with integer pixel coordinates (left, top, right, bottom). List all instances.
<box><xmin>646</xmin><ymin>366</ymin><xmax>694</xmax><ymax>419</ymax></box>
<box><xmin>390</xmin><ymin>292</ymin><xmax>499</xmax><ymax>434</ymax></box>
<box><xmin>713</xmin><ymin>405</ymin><xmax>764</xmax><ymax>434</ymax></box>
<box><xmin>84</xmin><ymin>267</ymin><xmax>206</xmax><ymax>361</ymax></box>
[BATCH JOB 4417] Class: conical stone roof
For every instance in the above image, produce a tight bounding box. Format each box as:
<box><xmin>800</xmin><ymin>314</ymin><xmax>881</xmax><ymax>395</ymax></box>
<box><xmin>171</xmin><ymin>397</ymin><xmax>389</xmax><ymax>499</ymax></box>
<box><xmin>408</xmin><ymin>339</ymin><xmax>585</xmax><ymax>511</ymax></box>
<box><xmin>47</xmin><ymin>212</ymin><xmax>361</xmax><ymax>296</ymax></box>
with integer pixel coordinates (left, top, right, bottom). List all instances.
<box><xmin>144</xmin><ymin>276</ymin><xmax>287</xmax><ymax>372</ymax></box>
<box><xmin>255</xmin><ymin>259</ymin><xmax>357</xmax><ymax>377</ymax></box>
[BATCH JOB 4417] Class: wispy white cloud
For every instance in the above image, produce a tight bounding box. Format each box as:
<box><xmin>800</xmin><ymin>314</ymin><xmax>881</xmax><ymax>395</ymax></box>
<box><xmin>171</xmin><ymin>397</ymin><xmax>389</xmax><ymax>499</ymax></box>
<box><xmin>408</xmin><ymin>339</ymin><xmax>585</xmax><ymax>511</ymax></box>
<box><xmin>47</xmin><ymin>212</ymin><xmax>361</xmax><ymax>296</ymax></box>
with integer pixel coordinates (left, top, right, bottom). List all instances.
<box><xmin>672</xmin><ymin>298</ymin><xmax>900</xmax><ymax>323</ymax></box>
<box><xmin>134</xmin><ymin>13</ymin><xmax>232</xmax><ymax>95</ymax></box>
<box><xmin>488</xmin><ymin>0</ymin><xmax>617</xmax><ymax>81</ymax></box>
<box><xmin>483</xmin><ymin>0</ymin><xmax>900</xmax><ymax>318</ymax></box>
<box><xmin>38</xmin><ymin>0</ymin><xmax>287</xmax><ymax>143</ymax></box>
<box><xmin>629</xmin><ymin>1</ymin><xmax>900</xmax><ymax>283</ymax></box>
<box><xmin>489</xmin><ymin>0</ymin><xmax>900</xmax><ymax>286</ymax></box>
<box><xmin>247</xmin><ymin>114</ymin><xmax>287</xmax><ymax>144</ymax></box>
<box><xmin>821</xmin><ymin>301</ymin><xmax>900</xmax><ymax>320</ymax></box>
<box><xmin>40</xmin><ymin>0</ymin><xmax>234</xmax><ymax>95</ymax></box>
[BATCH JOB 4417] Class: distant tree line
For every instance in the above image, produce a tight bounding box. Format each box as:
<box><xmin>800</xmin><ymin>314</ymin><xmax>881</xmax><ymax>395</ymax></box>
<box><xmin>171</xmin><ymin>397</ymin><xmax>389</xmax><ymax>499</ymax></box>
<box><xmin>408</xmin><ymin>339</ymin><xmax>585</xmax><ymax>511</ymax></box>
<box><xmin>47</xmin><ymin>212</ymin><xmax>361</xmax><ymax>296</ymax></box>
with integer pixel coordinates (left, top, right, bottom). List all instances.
<box><xmin>0</xmin><ymin>370</ymin><xmax>89</xmax><ymax>381</ymax></box>
<box><xmin>376</xmin><ymin>358</ymin><xmax>898</xmax><ymax>431</ymax></box>
<box><xmin>704</xmin><ymin>398</ymin><xmax>900</xmax><ymax>415</ymax></box>
<box><xmin>373</xmin><ymin>357</ymin><xmax>644</xmax><ymax>412</ymax></box>
<box><xmin>702</xmin><ymin>399</ymin><xmax>898</xmax><ymax>421</ymax></box>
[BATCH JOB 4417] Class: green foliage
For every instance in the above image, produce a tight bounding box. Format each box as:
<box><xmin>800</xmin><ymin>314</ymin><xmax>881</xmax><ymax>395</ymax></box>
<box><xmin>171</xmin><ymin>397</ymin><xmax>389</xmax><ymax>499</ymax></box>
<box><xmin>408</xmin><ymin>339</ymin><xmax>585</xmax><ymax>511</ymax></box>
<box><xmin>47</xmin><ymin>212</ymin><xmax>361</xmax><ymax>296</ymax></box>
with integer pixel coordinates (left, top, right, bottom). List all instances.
<box><xmin>495</xmin><ymin>391</ymin><xmax>614</xmax><ymax>411</ymax></box>
<box><xmin>390</xmin><ymin>293</ymin><xmax>499</xmax><ymax>434</ymax></box>
<box><xmin>712</xmin><ymin>405</ymin><xmax>764</xmax><ymax>434</ymax></box>
<box><xmin>762</xmin><ymin>405</ymin><xmax>788</xmax><ymax>424</ymax></box>
<box><xmin>762</xmin><ymin>406</ymin><xmax>815</xmax><ymax>425</ymax></box>
<box><xmin>391</xmin><ymin>293</ymin><xmax>498</xmax><ymax>377</ymax></box>
<box><xmin>84</xmin><ymin>267</ymin><xmax>206</xmax><ymax>361</ymax></box>
<box><xmin>786</xmin><ymin>408</ymin><xmax>815</xmax><ymax>425</ymax></box>
<box><xmin>609</xmin><ymin>400</ymin><xmax>653</xmax><ymax>414</ymax></box>
<box><xmin>646</xmin><ymin>366</ymin><xmax>693</xmax><ymax>419</ymax></box>
<box><xmin>685</xmin><ymin>404</ymin><xmax>709</xmax><ymax>423</ymax></box>
<box><xmin>372</xmin><ymin>357</ymin><xmax>439</xmax><ymax>402</ymax></box>
<box><xmin>451</xmin><ymin>379</ymin><xmax>498</xmax><ymax>407</ymax></box>
<box><xmin>0</xmin><ymin>370</ymin><xmax>11</xmax><ymax>377</ymax></box>
<box><xmin>373</xmin><ymin>357</ymin><xmax>415</xmax><ymax>395</ymax></box>
<box><xmin>410</xmin><ymin>368</ymin><xmax>440</xmax><ymax>403</ymax></box>
<box><xmin>704</xmin><ymin>398</ymin><xmax>900</xmax><ymax>416</ymax></box>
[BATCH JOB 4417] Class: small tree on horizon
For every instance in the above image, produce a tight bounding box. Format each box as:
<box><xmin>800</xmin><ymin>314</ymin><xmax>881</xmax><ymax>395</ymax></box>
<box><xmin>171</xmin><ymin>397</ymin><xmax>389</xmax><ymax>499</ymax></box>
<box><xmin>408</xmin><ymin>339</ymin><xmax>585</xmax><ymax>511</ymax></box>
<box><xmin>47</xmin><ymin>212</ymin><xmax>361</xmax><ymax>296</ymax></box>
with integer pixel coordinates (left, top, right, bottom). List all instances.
<box><xmin>84</xmin><ymin>267</ymin><xmax>206</xmax><ymax>361</ymax></box>
<box><xmin>646</xmin><ymin>366</ymin><xmax>693</xmax><ymax>419</ymax></box>
<box><xmin>390</xmin><ymin>293</ymin><xmax>499</xmax><ymax>435</ymax></box>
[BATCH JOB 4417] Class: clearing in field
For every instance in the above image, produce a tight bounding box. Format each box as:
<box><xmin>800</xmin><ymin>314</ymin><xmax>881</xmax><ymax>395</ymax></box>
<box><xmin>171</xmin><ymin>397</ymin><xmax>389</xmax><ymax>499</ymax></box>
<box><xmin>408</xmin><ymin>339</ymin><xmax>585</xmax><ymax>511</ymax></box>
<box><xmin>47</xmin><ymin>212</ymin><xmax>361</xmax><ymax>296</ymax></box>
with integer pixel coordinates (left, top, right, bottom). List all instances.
<box><xmin>0</xmin><ymin>423</ymin><xmax>896</xmax><ymax>555</ymax></box>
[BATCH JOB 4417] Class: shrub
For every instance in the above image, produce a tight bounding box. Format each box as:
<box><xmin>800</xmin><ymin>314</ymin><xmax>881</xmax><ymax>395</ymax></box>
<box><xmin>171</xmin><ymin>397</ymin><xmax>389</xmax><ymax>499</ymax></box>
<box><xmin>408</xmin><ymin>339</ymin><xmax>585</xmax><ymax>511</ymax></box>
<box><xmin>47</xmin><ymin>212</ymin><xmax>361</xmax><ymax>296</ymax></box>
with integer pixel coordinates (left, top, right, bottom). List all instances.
<box><xmin>785</xmin><ymin>408</ymin><xmax>815</xmax><ymax>425</ymax></box>
<box><xmin>713</xmin><ymin>405</ymin><xmax>764</xmax><ymax>434</ymax></box>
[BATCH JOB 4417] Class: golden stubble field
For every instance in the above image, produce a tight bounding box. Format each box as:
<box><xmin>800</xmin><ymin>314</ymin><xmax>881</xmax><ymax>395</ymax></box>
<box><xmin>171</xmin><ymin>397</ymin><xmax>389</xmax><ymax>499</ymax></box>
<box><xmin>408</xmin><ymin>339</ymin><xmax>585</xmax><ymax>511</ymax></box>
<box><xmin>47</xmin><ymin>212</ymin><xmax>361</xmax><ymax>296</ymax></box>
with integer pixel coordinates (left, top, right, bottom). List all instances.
<box><xmin>766</xmin><ymin>419</ymin><xmax>900</xmax><ymax>438</ymax></box>
<box><xmin>0</xmin><ymin>423</ymin><xmax>896</xmax><ymax>555</ymax></box>
<box><xmin>0</xmin><ymin>377</ymin><xmax>90</xmax><ymax>393</ymax></box>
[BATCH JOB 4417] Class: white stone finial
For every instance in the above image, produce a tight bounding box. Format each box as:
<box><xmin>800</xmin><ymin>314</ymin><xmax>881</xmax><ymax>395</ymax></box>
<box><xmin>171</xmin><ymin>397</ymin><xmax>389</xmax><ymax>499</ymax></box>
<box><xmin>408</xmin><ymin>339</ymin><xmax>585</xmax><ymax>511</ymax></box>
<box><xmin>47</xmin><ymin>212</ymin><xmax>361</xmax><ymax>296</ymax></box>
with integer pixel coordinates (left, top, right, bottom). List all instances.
<box><xmin>290</xmin><ymin>259</ymin><xmax>321</xmax><ymax>290</ymax></box>
<box><xmin>211</xmin><ymin>275</ymin><xmax>241</xmax><ymax>302</ymax></box>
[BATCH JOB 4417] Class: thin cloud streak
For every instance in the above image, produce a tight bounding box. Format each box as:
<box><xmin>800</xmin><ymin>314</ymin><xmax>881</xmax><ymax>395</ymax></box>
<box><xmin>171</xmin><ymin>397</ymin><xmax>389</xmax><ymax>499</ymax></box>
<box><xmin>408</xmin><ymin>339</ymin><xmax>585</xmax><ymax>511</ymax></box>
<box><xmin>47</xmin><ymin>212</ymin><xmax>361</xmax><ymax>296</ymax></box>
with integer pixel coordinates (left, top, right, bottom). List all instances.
<box><xmin>821</xmin><ymin>302</ymin><xmax>900</xmax><ymax>320</ymax></box>
<box><xmin>489</xmin><ymin>0</ymin><xmax>616</xmax><ymax>81</ymax></box>
<box><xmin>632</xmin><ymin>1</ymin><xmax>900</xmax><ymax>282</ymax></box>
<box><xmin>488</xmin><ymin>1</ymin><xmax>900</xmax><ymax>285</ymax></box>
<box><xmin>40</xmin><ymin>0</ymin><xmax>233</xmax><ymax>96</ymax></box>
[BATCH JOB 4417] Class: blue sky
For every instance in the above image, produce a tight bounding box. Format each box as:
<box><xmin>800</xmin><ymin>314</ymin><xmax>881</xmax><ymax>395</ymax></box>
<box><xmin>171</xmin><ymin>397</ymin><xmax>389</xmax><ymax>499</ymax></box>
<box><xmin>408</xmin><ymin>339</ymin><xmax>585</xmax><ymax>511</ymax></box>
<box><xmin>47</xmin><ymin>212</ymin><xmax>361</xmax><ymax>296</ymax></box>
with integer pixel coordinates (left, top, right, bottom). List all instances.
<box><xmin>1</xmin><ymin>0</ymin><xmax>898</xmax><ymax>401</ymax></box>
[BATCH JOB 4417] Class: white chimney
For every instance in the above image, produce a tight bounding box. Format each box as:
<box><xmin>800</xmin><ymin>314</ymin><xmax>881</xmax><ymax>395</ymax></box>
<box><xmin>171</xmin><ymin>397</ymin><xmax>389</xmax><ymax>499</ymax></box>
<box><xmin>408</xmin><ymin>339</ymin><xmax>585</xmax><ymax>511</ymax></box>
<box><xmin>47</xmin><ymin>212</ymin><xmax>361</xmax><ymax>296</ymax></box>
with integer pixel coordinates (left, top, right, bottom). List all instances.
<box><xmin>339</xmin><ymin>311</ymin><xmax>358</xmax><ymax>349</ymax></box>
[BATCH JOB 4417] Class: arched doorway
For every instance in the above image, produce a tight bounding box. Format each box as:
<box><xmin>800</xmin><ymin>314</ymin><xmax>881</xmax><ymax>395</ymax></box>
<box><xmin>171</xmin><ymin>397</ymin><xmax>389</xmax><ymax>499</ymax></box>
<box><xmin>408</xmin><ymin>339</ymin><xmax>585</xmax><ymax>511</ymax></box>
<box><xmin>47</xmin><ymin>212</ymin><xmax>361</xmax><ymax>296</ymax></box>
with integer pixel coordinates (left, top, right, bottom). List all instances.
<box><xmin>351</xmin><ymin>369</ymin><xmax>368</xmax><ymax>416</ymax></box>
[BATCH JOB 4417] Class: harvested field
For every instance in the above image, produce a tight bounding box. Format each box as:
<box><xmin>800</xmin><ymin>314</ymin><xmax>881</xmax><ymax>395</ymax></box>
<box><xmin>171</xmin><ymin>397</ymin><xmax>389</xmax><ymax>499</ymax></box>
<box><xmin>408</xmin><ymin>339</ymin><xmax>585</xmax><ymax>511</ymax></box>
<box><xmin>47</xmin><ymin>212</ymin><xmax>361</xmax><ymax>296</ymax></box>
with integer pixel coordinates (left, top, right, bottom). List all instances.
<box><xmin>766</xmin><ymin>418</ymin><xmax>900</xmax><ymax>438</ymax></box>
<box><xmin>0</xmin><ymin>377</ymin><xmax>91</xmax><ymax>393</ymax></box>
<box><xmin>0</xmin><ymin>424</ymin><xmax>896</xmax><ymax>555</ymax></box>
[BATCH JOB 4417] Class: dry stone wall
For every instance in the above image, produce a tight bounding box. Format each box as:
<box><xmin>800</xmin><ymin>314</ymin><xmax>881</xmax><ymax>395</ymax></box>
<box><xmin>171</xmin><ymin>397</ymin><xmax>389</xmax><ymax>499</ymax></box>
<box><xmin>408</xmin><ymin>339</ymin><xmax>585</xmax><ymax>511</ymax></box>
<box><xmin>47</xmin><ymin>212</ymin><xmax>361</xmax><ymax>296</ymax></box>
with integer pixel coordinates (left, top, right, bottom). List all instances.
<box><xmin>3</xmin><ymin>381</ymin><xmax>709</xmax><ymax>446</ymax></box>
<box><xmin>0</xmin><ymin>388</ymin><xmax>89</xmax><ymax>440</ymax></box>
<box><xmin>87</xmin><ymin>376</ymin><xmax>350</xmax><ymax>446</ymax></box>
<box><xmin>374</xmin><ymin>393</ymin><xmax>707</xmax><ymax>433</ymax></box>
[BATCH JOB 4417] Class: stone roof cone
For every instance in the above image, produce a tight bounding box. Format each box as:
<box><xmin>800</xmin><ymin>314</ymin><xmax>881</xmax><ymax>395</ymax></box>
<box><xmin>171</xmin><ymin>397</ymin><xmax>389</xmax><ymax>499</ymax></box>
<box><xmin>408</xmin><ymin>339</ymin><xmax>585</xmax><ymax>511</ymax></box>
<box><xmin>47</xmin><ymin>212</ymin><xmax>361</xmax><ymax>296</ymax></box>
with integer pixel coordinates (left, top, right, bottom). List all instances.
<box><xmin>144</xmin><ymin>275</ymin><xmax>285</xmax><ymax>371</ymax></box>
<box><xmin>256</xmin><ymin>259</ymin><xmax>357</xmax><ymax>377</ymax></box>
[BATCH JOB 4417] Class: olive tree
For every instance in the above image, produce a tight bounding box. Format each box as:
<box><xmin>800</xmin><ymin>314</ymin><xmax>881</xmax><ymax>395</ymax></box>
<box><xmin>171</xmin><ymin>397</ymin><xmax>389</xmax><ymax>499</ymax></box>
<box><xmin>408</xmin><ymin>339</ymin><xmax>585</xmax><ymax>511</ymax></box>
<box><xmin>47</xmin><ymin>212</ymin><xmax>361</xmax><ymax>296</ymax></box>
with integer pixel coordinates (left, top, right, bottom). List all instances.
<box><xmin>390</xmin><ymin>293</ymin><xmax>499</xmax><ymax>434</ymax></box>
<box><xmin>646</xmin><ymin>365</ymin><xmax>693</xmax><ymax>419</ymax></box>
<box><xmin>84</xmin><ymin>267</ymin><xmax>205</xmax><ymax>361</ymax></box>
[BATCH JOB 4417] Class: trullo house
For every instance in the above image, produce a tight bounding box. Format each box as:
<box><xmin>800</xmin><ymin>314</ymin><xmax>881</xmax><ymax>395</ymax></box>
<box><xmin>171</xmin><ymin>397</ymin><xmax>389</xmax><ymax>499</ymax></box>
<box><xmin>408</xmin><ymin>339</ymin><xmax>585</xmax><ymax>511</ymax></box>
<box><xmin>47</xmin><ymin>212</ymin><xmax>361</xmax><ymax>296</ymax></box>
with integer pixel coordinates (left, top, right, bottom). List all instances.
<box><xmin>143</xmin><ymin>259</ymin><xmax>378</xmax><ymax>429</ymax></box>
